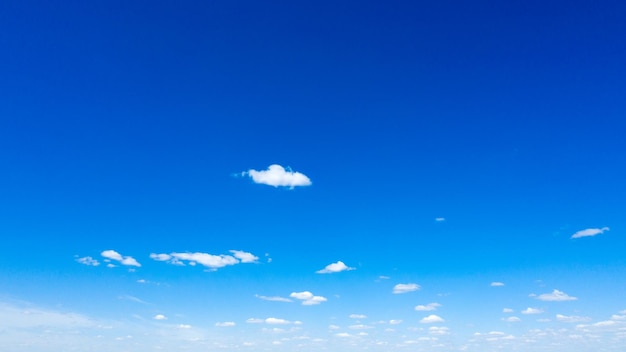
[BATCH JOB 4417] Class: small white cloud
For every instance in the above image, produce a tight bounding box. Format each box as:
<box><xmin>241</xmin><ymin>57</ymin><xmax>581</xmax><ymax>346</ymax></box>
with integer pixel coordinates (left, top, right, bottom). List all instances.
<box><xmin>349</xmin><ymin>324</ymin><xmax>373</xmax><ymax>330</ymax></box>
<box><xmin>571</xmin><ymin>227</ymin><xmax>609</xmax><ymax>239</ymax></box>
<box><xmin>593</xmin><ymin>320</ymin><xmax>617</xmax><ymax>327</ymax></box>
<box><xmin>435</xmin><ymin>217</ymin><xmax>446</xmax><ymax>222</ymax></box>
<box><xmin>378</xmin><ymin>275</ymin><xmax>390</xmax><ymax>280</ymax></box>
<box><xmin>149</xmin><ymin>253</ymin><xmax>171</xmax><ymax>261</ymax></box>
<box><xmin>535</xmin><ymin>289</ymin><xmax>577</xmax><ymax>302</ymax></box>
<box><xmin>420</xmin><ymin>315</ymin><xmax>444</xmax><ymax>324</ymax></box>
<box><xmin>556</xmin><ymin>314</ymin><xmax>591</xmax><ymax>323</ymax></box>
<box><xmin>503</xmin><ymin>316</ymin><xmax>521</xmax><ymax>322</ymax></box>
<box><xmin>153</xmin><ymin>314</ymin><xmax>167</xmax><ymax>320</ymax></box>
<box><xmin>349</xmin><ymin>314</ymin><xmax>367</xmax><ymax>319</ymax></box>
<box><xmin>76</xmin><ymin>256</ymin><xmax>99</xmax><ymax>266</ymax></box>
<box><xmin>242</xmin><ymin>164</ymin><xmax>312</xmax><ymax>188</ymax></box>
<box><xmin>415</xmin><ymin>303</ymin><xmax>441</xmax><ymax>311</ymax></box>
<box><xmin>429</xmin><ymin>326</ymin><xmax>450</xmax><ymax>335</ymax></box>
<box><xmin>503</xmin><ymin>308</ymin><xmax>514</xmax><ymax>313</ymax></box>
<box><xmin>393</xmin><ymin>283</ymin><xmax>420</xmax><ymax>294</ymax></box>
<box><xmin>246</xmin><ymin>318</ymin><xmax>264</xmax><ymax>324</ymax></box>
<box><xmin>265</xmin><ymin>318</ymin><xmax>290</xmax><ymax>325</ymax></box>
<box><xmin>255</xmin><ymin>295</ymin><xmax>292</xmax><ymax>303</ymax></box>
<box><xmin>101</xmin><ymin>250</ymin><xmax>141</xmax><ymax>267</ymax></box>
<box><xmin>335</xmin><ymin>332</ymin><xmax>352</xmax><ymax>338</ymax></box>
<box><xmin>215</xmin><ymin>321</ymin><xmax>236</xmax><ymax>327</ymax></box>
<box><xmin>316</xmin><ymin>261</ymin><xmax>355</xmax><ymax>274</ymax></box>
<box><xmin>289</xmin><ymin>291</ymin><xmax>327</xmax><ymax>305</ymax></box>
<box><xmin>230</xmin><ymin>250</ymin><xmax>258</xmax><ymax>263</ymax></box>
<box><xmin>490</xmin><ymin>282</ymin><xmax>505</xmax><ymax>287</ymax></box>
<box><xmin>328</xmin><ymin>324</ymin><xmax>340</xmax><ymax>330</ymax></box>
<box><xmin>389</xmin><ymin>320</ymin><xmax>402</xmax><ymax>325</ymax></box>
<box><xmin>522</xmin><ymin>307</ymin><xmax>544</xmax><ymax>315</ymax></box>
<box><xmin>610</xmin><ymin>314</ymin><xmax>626</xmax><ymax>321</ymax></box>
<box><xmin>178</xmin><ymin>324</ymin><xmax>192</xmax><ymax>329</ymax></box>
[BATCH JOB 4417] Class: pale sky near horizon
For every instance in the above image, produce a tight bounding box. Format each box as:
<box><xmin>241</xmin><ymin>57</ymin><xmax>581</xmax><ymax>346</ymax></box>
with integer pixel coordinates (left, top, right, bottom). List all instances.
<box><xmin>1</xmin><ymin>1</ymin><xmax>625</xmax><ymax>351</ymax></box>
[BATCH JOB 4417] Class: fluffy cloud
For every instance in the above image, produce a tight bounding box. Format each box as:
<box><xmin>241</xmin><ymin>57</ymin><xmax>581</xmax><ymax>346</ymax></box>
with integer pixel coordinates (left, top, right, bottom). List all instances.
<box><xmin>571</xmin><ymin>227</ymin><xmax>609</xmax><ymax>239</ymax></box>
<box><xmin>101</xmin><ymin>250</ymin><xmax>141</xmax><ymax>267</ymax></box>
<box><xmin>215</xmin><ymin>321</ymin><xmax>236</xmax><ymax>327</ymax></box>
<box><xmin>393</xmin><ymin>283</ymin><xmax>420</xmax><ymax>294</ymax></box>
<box><xmin>420</xmin><ymin>315</ymin><xmax>445</xmax><ymax>324</ymax></box>
<box><xmin>265</xmin><ymin>318</ymin><xmax>291</xmax><ymax>325</ymax></box>
<box><xmin>290</xmin><ymin>291</ymin><xmax>327</xmax><ymax>305</ymax></box>
<box><xmin>522</xmin><ymin>307</ymin><xmax>544</xmax><ymax>315</ymax></box>
<box><xmin>242</xmin><ymin>164</ymin><xmax>312</xmax><ymax>188</ymax></box>
<box><xmin>316</xmin><ymin>261</ymin><xmax>355</xmax><ymax>274</ymax></box>
<box><xmin>255</xmin><ymin>295</ymin><xmax>292</xmax><ymax>303</ymax></box>
<box><xmin>415</xmin><ymin>303</ymin><xmax>441</xmax><ymax>311</ymax></box>
<box><xmin>535</xmin><ymin>289</ymin><xmax>577</xmax><ymax>302</ymax></box>
<box><xmin>153</xmin><ymin>314</ymin><xmax>167</xmax><ymax>320</ymax></box>
<box><xmin>150</xmin><ymin>250</ymin><xmax>258</xmax><ymax>270</ymax></box>
<box><xmin>556</xmin><ymin>314</ymin><xmax>591</xmax><ymax>323</ymax></box>
<box><xmin>76</xmin><ymin>256</ymin><xmax>99</xmax><ymax>266</ymax></box>
<box><xmin>490</xmin><ymin>282</ymin><xmax>505</xmax><ymax>287</ymax></box>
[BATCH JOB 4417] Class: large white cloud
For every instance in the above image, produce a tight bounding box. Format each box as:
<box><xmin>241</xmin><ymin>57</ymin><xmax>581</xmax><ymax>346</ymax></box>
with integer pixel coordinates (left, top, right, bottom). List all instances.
<box><xmin>571</xmin><ymin>227</ymin><xmax>609</xmax><ymax>239</ymax></box>
<box><xmin>316</xmin><ymin>261</ymin><xmax>355</xmax><ymax>274</ymax></box>
<box><xmin>420</xmin><ymin>315</ymin><xmax>444</xmax><ymax>324</ymax></box>
<box><xmin>150</xmin><ymin>250</ymin><xmax>258</xmax><ymax>270</ymax></box>
<box><xmin>101</xmin><ymin>250</ymin><xmax>141</xmax><ymax>267</ymax></box>
<box><xmin>242</xmin><ymin>164</ymin><xmax>312</xmax><ymax>188</ymax></box>
<box><xmin>393</xmin><ymin>283</ymin><xmax>420</xmax><ymax>294</ymax></box>
<box><xmin>290</xmin><ymin>291</ymin><xmax>327</xmax><ymax>305</ymax></box>
<box><xmin>534</xmin><ymin>289</ymin><xmax>577</xmax><ymax>302</ymax></box>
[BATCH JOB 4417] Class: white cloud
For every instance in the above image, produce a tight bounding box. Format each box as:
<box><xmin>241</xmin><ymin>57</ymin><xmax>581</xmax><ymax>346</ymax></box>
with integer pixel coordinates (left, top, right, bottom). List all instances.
<box><xmin>490</xmin><ymin>282</ymin><xmax>505</xmax><ymax>287</ymax></box>
<box><xmin>316</xmin><ymin>261</ymin><xmax>355</xmax><ymax>274</ymax></box>
<box><xmin>503</xmin><ymin>308</ymin><xmax>514</xmax><ymax>313</ymax></box>
<box><xmin>229</xmin><ymin>250</ymin><xmax>258</xmax><ymax>263</ymax></box>
<box><xmin>435</xmin><ymin>217</ymin><xmax>446</xmax><ymax>222</ymax></box>
<box><xmin>153</xmin><ymin>314</ymin><xmax>167</xmax><ymax>320</ymax></box>
<box><xmin>149</xmin><ymin>253</ymin><xmax>171</xmax><ymax>261</ymax></box>
<box><xmin>242</xmin><ymin>164</ymin><xmax>312</xmax><ymax>188</ymax></box>
<box><xmin>610</xmin><ymin>314</ymin><xmax>626</xmax><ymax>320</ymax></box>
<box><xmin>378</xmin><ymin>275</ymin><xmax>390</xmax><ymax>280</ymax></box>
<box><xmin>76</xmin><ymin>256</ymin><xmax>99</xmax><ymax>266</ymax></box>
<box><xmin>265</xmin><ymin>318</ymin><xmax>290</xmax><ymax>325</ymax></box>
<box><xmin>503</xmin><ymin>316</ymin><xmax>521</xmax><ymax>322</ymax></box>
<box><xmin>535</xmin><ymin>289</ymin><xmax>577</xmax><ymax>302</ymax></box>
<box><xmin>389</xmin><ymin>320</ymin><xmax>402</xmax><ymax>325</ymax></box>
<box><xmin>349</xmin><ymin>324</ymin><xmax>373</xmax><ymax>330</ymax></box>
<box><xmin>255</xmin><ymin>295</ymin><xmax>292</xmax><ymax>303</ymax></box>
<box><xmin>215</xmin><ymin>321</ymin><xmax>236</xmax><ymax>327</ymax></box>
<box><xmin>556</xmin><ymin>314</ymin><xmax>591</xmax><ymax>323</ymax></box>
<box><xmin>393</xmin><ymin>283</ymin><xmax>420</xmax><ymax>294</ymax></box>
<box><xmin>349</xmin><ymin>314</ymin><xmax>367</xmax><ymax>319</ymax></box>
<box><xmin>328</xmin><ymin>324</ymin><xmax>340</xmax><ymax>330</ymax></box>
<box><xmin>177</xmin><ymin>324</ymin><xmax>192</xmax><ymax>329</ymax></box>
<box><xmin>415</xmin><ymin>303</ymin><xmax>441</xmax><ymax>311</ymax></box>
<box><xmin>420</xmin><ymin>315</ymin><xmax>445</xmax><ymax>324</ymax></box>
<box><xmin>335</xmin><ymin>332</ymin><xmax>352</xmax><ymax>338</ymax></box>
<box><xmin>246</xmin><ymin>318</ymin><xmax>264</xmax><ymax>324</ymax></box>
<box><xmin>571</xmin><ymin>227</ymin><xmax>609</xmax><ymax>239</ymax></box>
<box><xmin>289</xmin><ymin>291</ymin><xmax>327</xmax><ymax>305</ymax></box>
<box><xmin>101</xmin><ymin>250</ymin><xmax>141</xmax><ymax>267</ymax></box>
<box><xmin>522</xmin><ymin>307</ymin><xmax>544</xmax><ymax>315</ymax></box>
<box><xmin>429</xmin><ymin>326</ymin><xmax>450</xmax><ymax>335</ymax></box>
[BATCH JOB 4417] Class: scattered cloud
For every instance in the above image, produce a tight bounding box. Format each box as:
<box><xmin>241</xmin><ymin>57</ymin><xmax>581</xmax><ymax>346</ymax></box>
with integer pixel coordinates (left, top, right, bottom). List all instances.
<box><xmin>393</xmin><ymin>283</ymin><xmax>420</xmax><ymax>294</ymax></box>
<box><xmin>316</xmin><ymin>261</ymin><xmax>355</xmax><ymax>274</ymax></box>
<box><xmin>349</xmin><ymin>324</ymin><xmax>373</xmax><ymax>330</ymax></box>
<box><xmin>101</xmin><ymin>250</ymin><xmax>141</xmax><ymax>267</ymax></box>
<box><xmin>429</xmin><ymin>326</ymin><xmax>450</xmax><ymax>335</ymax></box>
<box><xmin>255</xmin><ymin>295</ymin><xmax>292</xmax><ymax>303</ymax></box>
<box><xmin>242</xmin><ymin>164</ymin><xmax>312</xmax><ymax>188</ymax></box>
<box><xmin>150</xmin><ymin>250</ymin><xmax>258</xmax><ymax>270</ymax></box>
<box><xmin>335</xmin><ymin>332</ymin><xmax>352</xmax><ymax>338</ymax></box>
<box><xmin>534</xmin><ymin>289</ymin><xmax>577</xmax><ymax>302</ymax></box>
<box><xmin>328</xmin><ymin>324</ymin><xmax>340</xmax><ymax>330</ymax></box>
<box><xmin>522</xmin><ymin>307</ymin><xmax>544</xmax><ymax>315</ymax></box>
<box><xmin>349</xmin><ymin>314</ymin><xmax>367</xmax><ymax>319</ymax></box>
<box><xmin>571</xmin><ymin>227</ymin><xmax>609</xmax><ymax>239</ymax></box>
<box><xmin>389</xmin><ymin>320</ymin><xmax>402</xmax><ymax>325</ymax></box>
<box><xmin>378</xmin><ymin>275</ymin><xmax>390</xmax><ymax>280</ymax></box>
<box><xmin>153</xmin><ymin>314</ymin><xmax>167</xmax><ymax>320</ymax></box>
<box><xmin>503</xmin><ymin>316</ymin><xmax>521</xmax><ymax>322</ymax></box>
<box><xmin>490</xmin><ymin>282</ymin><xmax>505</xmax><ymax>287</ymax></box>
<box><xmin>556</xmin><ymin>314</ymin><xmax>591</xmax><ymax>323</ymax></box>
<box><xmin>415</xmin><ymin>303</ymin><xmax>441</xmax><ymax>311</ymax></box>
<box><xmin>177</xmin><ymin>324</ymin><xmax>192</xmax><ymax>329</ymax></box>
<box><xmin>420</xmin><ymin>315</ymin><xmax>445</xmax><ymax>324</ymax></box>
<box><xmin>503</xmin><ymin>308</ymin><xmax>514</xmax><ymax>313</ymax></box>
<box><xmin>76</xmin><ymin>256</ymin><xmax>99</xmax><ymax>266</ymax></box>
<box><xmin>435</xmin><ymin>217</ymin><xmax>446</xmax><ymax>222</ymax></box>
<box><xmin>215</xmin><ymin>321</ymin><xmax>236</xmax><ymax>327</ymax></box>
<box><xmin>265</xmin><ymin>318</ymin><xmax>291</xmax><ymax>325</ymax></box>
<box><xmin>246</xmin><ymin>318</ymin><xmax>264</xmax><ymax>324</ymax></box>
<box><xmin>290</xmin><ymin>291</ymin><xmax>327</xmax><ymax>305</ymax></box>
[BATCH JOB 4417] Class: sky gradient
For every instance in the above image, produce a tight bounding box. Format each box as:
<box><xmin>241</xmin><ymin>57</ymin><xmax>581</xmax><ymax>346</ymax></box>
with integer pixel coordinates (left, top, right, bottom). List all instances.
<box><xmin>1</xmin><ymin>1</ymin><xmax>626</xmax><ymax>351</ymax></box>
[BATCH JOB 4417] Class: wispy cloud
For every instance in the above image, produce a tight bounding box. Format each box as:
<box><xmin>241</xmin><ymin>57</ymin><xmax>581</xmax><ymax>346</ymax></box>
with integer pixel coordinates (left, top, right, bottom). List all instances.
<box><xmin>255</xmin><ymin>294</ymin><xmax>292</xmax><ymax>303</ymax></box>
<box><xmin>556</xmin><ymin>314</ymin><xmax>590</xmax><ymax>323</ymax></box>
<box><xmin>490</xmin><ymin>282</ymin><xmax>505</xmax><ymax>287</ymax></box>
<box><xmin>215</xmin><ymin>321</ymin><xmax>236</xmax><ymax>327</ymax></box>
<box><xmin>393</xmin><ymin>283</ymin><xmax>420</xmax><ymax>294</ymax></box>
<box><xmin>242</xmin><ymin>164</ymin><xmax>311</xmax><ymax>188</ymax></box>
<box><xmin>349</xmin><ymin>314</ymin><xmax>367</xmax><ymax>319</ymax></box>
<box><xmin>503</xmin><ymin>308</ymin><xmax>514</xmax><ymax>313</ymax></box>
<box><xmin>503</xmin><ymin>316</ymin><xmax>521</xmax><ymax>322</ymax></box>
<box><xmin>571</xmin><ymin>227</ymin><xmax>609</xmax><ymax>239</ymax></box>
<box><xmin>75</xmin><ymin>256</ymin><xmax>99</xmax><ymax>266</ymax></box>
<box><xmin>415</xmin><ymin>303</ymin><xmax>441</xmax><ymax>311</ymax></box>
<box><xmin>265</xmin><ymin>318</ymin><xmax>291</xmax><ymax>325</ymax></box>
<box><xmin>522</xmin><ymin>307</ymin><xmax>544</xmax><ymax>314</ymax></box>
<box><xmin>316</xmin><ymin>261</ymin><xmax>355</xmax><ymax>274</ymax></box>
<box><xmin>435</xmin><ymin>217</ymin><xmax>446</xmax><ymax>222</ymax></box>
<box><xmin>289</xmin><ymin>291</ymin><xmax>327</xmax><ymax>305</ymax></box>
<box><xmin>420</xmin><ymin>315</ymin><xmax>444</xmax><ymax>323</ymax></box>
<box><xmin>101</xmin><ymin>250</ymin><xmax>141</xmax><ymax>267</ymax></box>
<box><xmin>150</xmin><ymin>250</ymin><xmax>258</xmax><ymax>270</ymax></box>
<box><xmin>534</xmin><ymin>289</ymin><xmax>577</xmax><ymax>302</ymax></box>
<box><xmin>153</xmin><ymin>314</ymin><xmax>167</xmax><ymax>320</ymax></box>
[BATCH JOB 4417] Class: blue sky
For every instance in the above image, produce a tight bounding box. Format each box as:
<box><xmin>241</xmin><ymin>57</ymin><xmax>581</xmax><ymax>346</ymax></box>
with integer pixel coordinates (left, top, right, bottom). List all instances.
<box><xmin>1</xmin><ymin>0</ymin><xmax>625</xmax><ymax>350</ymax></box>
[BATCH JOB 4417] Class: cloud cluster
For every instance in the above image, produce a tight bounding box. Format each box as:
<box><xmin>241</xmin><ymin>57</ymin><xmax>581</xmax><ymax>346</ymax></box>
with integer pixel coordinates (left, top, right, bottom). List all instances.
<box><xmin>289</xmin><ymin>291</ymin><xmax>327</xmax><ymax>305</ymax></box>
<box><xmin>150</xmin><ymin>250</ymin><xmax>258</xmax><ymax>270</ymax></box>
<box><xmin>101</xmin><ymin>250</ymin><xmax>141</xmax><ymax>267</ymax></box>
<box><xmin>76</xmin><ymin>256</ymin><xmax>99</xmax><ymax>266</ymax></box>
<box><xmin>393</xmin><ymin>283</ymin><xmax>420</xmax><ymax>294</ymax></box>
<box><xmin>242</xmin><ymin>164</ymin><xmax>312</xmax><ymax>188</ymax></box>
<box><xmin>571</xmin><ymin>227</ymin><xmax>610</xmax><ymax>239</ymax></box>
<box><xmin>316</xmin><ymin>261</ymin><xmax>355</xmax><ymax>274</ymax></box>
